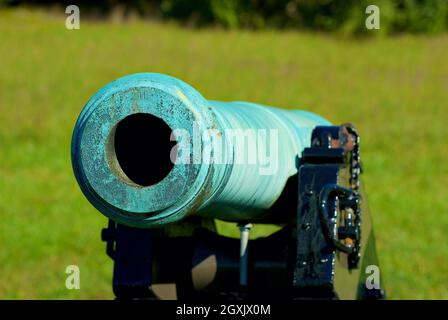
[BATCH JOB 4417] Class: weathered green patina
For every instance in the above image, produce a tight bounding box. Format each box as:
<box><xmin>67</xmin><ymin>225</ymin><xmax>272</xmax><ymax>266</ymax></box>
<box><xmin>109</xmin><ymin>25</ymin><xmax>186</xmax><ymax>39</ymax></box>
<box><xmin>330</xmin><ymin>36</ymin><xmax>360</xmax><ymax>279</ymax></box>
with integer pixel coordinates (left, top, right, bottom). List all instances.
<box><xmin>71</xmin><ymin>73</ymin><xmax>331</xmax><ymax>228</ymax></box>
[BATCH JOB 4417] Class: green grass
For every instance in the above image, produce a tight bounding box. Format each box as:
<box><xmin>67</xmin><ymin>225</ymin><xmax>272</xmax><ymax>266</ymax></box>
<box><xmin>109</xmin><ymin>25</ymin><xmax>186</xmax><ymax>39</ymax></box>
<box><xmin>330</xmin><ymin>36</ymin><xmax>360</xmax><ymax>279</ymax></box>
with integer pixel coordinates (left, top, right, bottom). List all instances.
<box><xmin>0</xmin><ymin>9</ymin><xmax>447</xmax><ymax>299</ymax></box>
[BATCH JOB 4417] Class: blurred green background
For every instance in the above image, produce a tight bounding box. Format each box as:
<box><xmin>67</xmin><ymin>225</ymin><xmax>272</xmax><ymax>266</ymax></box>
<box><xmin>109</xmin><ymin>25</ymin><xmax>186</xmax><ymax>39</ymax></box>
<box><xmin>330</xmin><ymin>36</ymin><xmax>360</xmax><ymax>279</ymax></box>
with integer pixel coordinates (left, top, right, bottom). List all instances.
<box><xmin>4</xmin><ymin>0</ymin><xmax>448</xmax><ymax>34</ymax></box>
<box><xmin>0</xmin><ymin>3</ymin><xmax>447</xmax><ymax>299</ymax></box>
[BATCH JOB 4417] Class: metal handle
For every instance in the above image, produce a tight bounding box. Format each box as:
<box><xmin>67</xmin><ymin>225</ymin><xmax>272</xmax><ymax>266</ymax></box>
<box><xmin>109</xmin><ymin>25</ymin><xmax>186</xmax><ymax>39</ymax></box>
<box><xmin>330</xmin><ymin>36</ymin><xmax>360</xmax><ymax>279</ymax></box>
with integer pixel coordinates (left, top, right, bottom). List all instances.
<box><xmin>318</xmin><ymin>183</ymin><xmax>359</xmax><ymax>254</ymax></box>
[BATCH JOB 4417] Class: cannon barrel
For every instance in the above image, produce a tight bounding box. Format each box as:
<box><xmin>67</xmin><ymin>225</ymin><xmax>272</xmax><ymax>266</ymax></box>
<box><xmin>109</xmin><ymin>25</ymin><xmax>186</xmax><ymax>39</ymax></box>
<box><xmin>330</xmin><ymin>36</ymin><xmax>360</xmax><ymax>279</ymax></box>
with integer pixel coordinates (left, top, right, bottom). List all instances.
<box><xmin>71</xmin><ymin>73</ymin><xmax>331</xmax><ymax>228</ymax></box>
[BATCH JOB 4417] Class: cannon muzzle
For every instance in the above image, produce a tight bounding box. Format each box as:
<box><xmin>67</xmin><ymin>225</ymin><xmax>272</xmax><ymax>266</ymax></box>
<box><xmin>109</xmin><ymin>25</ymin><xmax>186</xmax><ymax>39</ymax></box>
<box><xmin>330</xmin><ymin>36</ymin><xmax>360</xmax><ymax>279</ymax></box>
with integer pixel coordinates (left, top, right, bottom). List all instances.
<box><xmin>71</xmin><ymin>73</ymin><xmax>330</xmax><ymax>228</ymax></box>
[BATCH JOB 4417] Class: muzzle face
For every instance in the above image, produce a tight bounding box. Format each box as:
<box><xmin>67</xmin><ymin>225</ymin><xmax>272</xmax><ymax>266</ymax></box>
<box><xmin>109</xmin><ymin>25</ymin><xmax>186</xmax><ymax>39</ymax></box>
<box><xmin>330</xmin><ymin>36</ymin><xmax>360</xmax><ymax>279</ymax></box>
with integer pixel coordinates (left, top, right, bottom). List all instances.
<box><xmin>71</xmin><ymin>73</ymin><xmax>219</xmax><ymax>227</ymax></box>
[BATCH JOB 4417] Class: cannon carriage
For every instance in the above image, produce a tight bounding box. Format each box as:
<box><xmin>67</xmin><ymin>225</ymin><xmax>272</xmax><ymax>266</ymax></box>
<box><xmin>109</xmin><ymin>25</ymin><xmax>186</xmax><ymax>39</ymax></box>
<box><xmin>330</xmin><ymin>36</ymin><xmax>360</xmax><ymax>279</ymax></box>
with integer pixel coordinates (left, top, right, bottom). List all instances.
<box><xmin>71</xmin><ymin>73</ymin><xmax>384</xmax><ymax>300</ymax></box>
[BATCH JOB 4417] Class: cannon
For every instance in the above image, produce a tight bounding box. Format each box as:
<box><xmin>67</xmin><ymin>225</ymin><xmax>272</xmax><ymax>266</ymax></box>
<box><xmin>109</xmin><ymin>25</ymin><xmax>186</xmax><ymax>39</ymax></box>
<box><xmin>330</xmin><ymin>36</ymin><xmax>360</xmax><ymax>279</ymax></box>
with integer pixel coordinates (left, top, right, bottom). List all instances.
<box><xmin>71</xmin><ymin>73</ymin><xmax>384</xmax><ymax>300</ymax></box>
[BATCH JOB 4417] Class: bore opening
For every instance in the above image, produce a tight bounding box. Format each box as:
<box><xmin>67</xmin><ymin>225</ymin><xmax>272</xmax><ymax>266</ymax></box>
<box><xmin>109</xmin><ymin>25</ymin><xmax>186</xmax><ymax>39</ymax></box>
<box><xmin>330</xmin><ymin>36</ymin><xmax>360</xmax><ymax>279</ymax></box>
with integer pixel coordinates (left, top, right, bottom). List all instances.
<box><xmin>113</xmin><ymin>113</ymin><xmax>176</xmax><ymax>187</ymax></box>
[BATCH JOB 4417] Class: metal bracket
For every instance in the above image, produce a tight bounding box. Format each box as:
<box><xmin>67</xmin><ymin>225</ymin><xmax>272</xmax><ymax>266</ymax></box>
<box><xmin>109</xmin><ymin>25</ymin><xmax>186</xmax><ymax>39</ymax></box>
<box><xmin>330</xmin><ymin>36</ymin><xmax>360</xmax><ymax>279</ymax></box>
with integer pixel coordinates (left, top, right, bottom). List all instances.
<box><xmin>102</xmin><ymin>222</ymin><xmax>157</xmax><ymax>299</ymax></box>
<box><xmin>293</xmin><ymin>125</ymin><xmax>362</xmax><ymax>298</ymax></box>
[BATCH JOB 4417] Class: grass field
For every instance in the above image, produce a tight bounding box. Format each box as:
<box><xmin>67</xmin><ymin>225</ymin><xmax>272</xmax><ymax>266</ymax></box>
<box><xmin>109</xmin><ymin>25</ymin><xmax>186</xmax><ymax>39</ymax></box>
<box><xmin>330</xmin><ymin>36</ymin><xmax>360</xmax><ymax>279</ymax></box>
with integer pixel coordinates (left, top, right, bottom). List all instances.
<box><xmin>0</xmin><ymin>9</ymin><xmax>447</xmax><ymax>299</ymax></box>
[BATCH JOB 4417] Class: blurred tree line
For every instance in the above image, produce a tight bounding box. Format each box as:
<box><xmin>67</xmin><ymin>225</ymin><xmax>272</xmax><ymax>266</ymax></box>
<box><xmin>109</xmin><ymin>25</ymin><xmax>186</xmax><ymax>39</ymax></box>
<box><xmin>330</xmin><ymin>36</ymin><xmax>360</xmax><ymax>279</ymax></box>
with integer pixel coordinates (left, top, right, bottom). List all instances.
<box><xmin>2</xmin><ymin>0</ymin><xmax>448</xmax><ymax>34</ymax></box>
